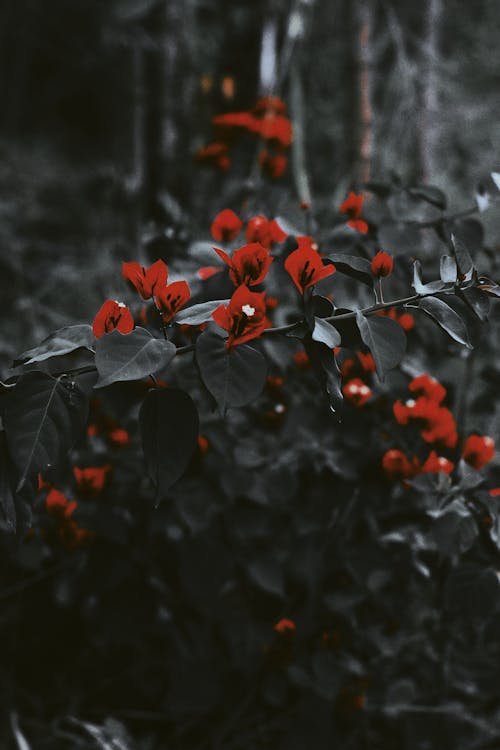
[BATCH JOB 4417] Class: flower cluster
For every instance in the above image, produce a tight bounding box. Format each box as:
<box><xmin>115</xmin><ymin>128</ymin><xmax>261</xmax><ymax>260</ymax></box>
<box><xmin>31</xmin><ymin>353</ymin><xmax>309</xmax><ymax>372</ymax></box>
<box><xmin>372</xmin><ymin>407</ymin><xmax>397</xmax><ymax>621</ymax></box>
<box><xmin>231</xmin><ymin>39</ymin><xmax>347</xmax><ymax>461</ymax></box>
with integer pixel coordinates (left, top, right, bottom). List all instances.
<box><xmin>212</xmin><ymin>285</ymin><xmax>271</xmax><ymax>349</ymax></box>
<box><xmin>197</xmin><ymin>97</ymin><xmax>293</xmax><ymax>179</ymax></box>
<box><xmin>43</xmin><ymin>488</ymin><xmax>93</xmax><ymax>550</ymax></box>
<box><xmin>92</xmin><ymin>260</ymin><xmax>191</xmax><ymax>337</ymax></box>
<box><xmin>339</xmin><ymin>192</ymin><xmax>368</xmax><ymax>234</ymax></box>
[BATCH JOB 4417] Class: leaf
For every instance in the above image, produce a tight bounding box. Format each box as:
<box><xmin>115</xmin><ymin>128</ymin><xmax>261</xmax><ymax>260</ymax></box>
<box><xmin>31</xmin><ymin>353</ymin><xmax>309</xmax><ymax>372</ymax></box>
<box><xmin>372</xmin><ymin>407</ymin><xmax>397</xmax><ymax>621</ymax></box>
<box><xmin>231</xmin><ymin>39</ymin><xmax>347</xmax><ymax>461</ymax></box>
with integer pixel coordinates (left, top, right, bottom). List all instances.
<box><xmin>175</xmin><ymin>300</ymin><xmax>230</xmax><ymax>326</ymax></box>
<box><xmin>458</xmin><ymin>287</ymin><xmax>490</xmax><ymax>321</ymax></box>
<box><xmin>439</xmin><ymin>255</ymin><xmax>457</xmax><ymax>284</ymax></box>
<box><xmin>140</xmin><ymin>388</ymin><xmax>199</xmax><ymax>504</ymax></box>
<box><xmin>14</xmin><ymin>325</ymin><xmax>94</xmax><ymax>366</ymax></box>
<box><xmin>451</xmin><ymin>233</ymin><xmax>473</xmax><ymax>277</ymax></box>
<box><xmin>418</xmin><ymin>296</ymin><xmax>472</xmax><ymax>348</ymax></box>
<box><xmin>328</xmin><ymin>254</ymin><xmax>373</xmax><ymax>286</ymax></box>
<box><xmin>312</xmin><ymin>318</ymin><xmax>341</xmax><ymax>349</ymax></box>
<box><xmin>408</xmin><ymin>185</ymin><xmax>447</xmax><ymax>210</ymax></box>
<box><xmin>356</xmin><ymin>313</ymin><xmax>406</xmax><ymax>380</ymax></box>
<box><xmin>246</xmin><ymin>555</ymin><xmax>284</xmax><ymax>598</ymax></box>
<box><xmin>95</xmin><ymin>327</ymin><xmax>176</xmax><ymax>388</ymax></box>
<box><xmin>412</xmin><ymin>260</ymin><xmax>445</xmax><ymax>294</ymax></box>
<box><xmin>4</xmin><ymin>372</ymin><xmax>88</xmax><ymax>491</ymax></box>
<box><xmin>196</xmin><ymin>330</ymin><xmax>267</xmax><ymax>414</ymax></box>
<box><xmin>303</xmin><ymin>339</ymin><xmax>343</xmax><ymax>417</ymax></box>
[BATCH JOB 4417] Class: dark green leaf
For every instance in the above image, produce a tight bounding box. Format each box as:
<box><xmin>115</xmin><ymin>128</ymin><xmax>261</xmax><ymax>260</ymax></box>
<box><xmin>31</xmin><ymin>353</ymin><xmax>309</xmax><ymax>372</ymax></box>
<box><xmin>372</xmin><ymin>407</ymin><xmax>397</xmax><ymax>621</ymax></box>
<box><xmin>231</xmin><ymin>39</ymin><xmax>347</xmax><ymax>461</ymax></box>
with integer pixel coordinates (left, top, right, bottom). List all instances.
<box><xmin>95</xmin><ymin>327</ymin><xmax>176</xmax><ymax>388</ymax></box>
<box><xmin>408</xmin><ymin>185</ymin><xmax>447</xmax><ymax>210</ymax></box>
<box><xmin>458</xmin><ymin>287</ymin><xmax>490</xmax><ymax>321</ymax></box>
<box><xmin>304</xmin><ymin>339</ymin><xmax>343</xmax><ymax>417</ymax></box>
<box><xmin>175</xmin><ymin>300</ymin><xmax>230</xmax><ymax>326</ymax></box>
<box><xmin>356</xmin><ymin>313</ymin><xmax>406</xmax><ymax>380</ymax></box>
<box><xmin>418</xmin><ymin>296</ymin><xmax>472</xmax><ymax>348</ymax></box>
<box><xmin>4</xmin><ymin>372</ymin><xmax>88</xmax><ymax>491</ymax></box>
<box><xmin>196</xmin><ymin>330</ymin><xmax>267</xmax><ymax>414</ymax></box>
<box><xmin>412</xmin><ymin>260</ymin><xmax>446</xmax><ymax>294</ymax></box>
<box><xmin>440</xmin><ymin>255</ymin><xmax>457</xmax><ymax>284</ymax></box>
<box><xmin>140</xmin><ymin>388</ymin><xmax>199</xmax><ymax>504</ymax></box>
<box><xmin>14</xmin><ymin>325</ymin><xmax>94</xmax><ymax>366</ymax></box>
<box><xmin>312</xmin><ymin>318</ymin><xmax>341</xmax><ymax>348</ymax></box>
<box><xmin>328</xmin><ymin>254</ymin><xmax>373</xmax><ymax>287</ymax></box>
<box><xmin>451</xmin><ymin>233</ymin><xmax>473</xmax><ymax>277</ymax></box>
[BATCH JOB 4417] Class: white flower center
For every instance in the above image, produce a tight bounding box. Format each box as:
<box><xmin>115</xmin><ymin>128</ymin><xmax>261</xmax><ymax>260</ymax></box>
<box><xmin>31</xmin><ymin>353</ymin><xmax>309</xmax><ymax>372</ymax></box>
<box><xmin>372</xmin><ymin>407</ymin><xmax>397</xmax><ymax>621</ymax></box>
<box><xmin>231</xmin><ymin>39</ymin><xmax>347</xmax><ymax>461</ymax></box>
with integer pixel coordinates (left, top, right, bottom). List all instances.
<box><xmin>242</xmin><ymin>304</ymin><xmax>255</xmax><ymax>317</ymax></box>
<box><xmin>406</xmin><ymin>399</ymin><xmax>416</xmax><ymax>408</ymax></box>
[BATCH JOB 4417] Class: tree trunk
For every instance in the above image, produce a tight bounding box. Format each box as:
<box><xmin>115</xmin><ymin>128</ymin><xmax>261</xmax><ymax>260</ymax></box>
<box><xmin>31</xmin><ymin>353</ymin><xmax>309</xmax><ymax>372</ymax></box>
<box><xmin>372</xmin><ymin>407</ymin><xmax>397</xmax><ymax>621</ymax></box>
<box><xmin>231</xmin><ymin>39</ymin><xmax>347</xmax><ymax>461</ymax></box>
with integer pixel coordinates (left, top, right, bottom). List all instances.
<box><xmin>357</xmin><ymin>0</ymin><xmax>374</xmax><ymax>184</ymax></box>
<box><xmin>418</xmin><ymin>0</ymin><xmax>442</xmax><ymax>183</ymax></box>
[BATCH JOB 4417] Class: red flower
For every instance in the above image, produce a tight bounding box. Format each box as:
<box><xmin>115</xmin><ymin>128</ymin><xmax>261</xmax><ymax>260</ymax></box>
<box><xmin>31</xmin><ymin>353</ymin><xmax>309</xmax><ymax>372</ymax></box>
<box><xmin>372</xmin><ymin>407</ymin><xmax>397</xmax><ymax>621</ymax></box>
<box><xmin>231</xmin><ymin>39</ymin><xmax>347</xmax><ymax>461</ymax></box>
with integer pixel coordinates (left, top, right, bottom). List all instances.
<box><xmin>343</xmin><ymin>378</ymin><xmax>372</xmax><ymax>407</ymax></box>
<box><xmin>195</xmin><ymin>142</ymin><xmax>231</xmax><ymax>171</ymax></box>
<box><xmin>73</xmin><ymin>465</ymin><xmax>111</xmax><ymax>493</ymax></box>
<box><xmin>462</xmin><ymin>434</ymin><xmax>495</xmax><ymax>469</ymax></box>
<box><xmin>212</xmin><ymin>111</ymin><xmax>260</xmax><ymax>134</ymax></box>
<box><xmin>420</xmin><ymin>451</ymin><xmax>454</xmax><ymax>475</ymax></box>
<box><xmin>339</xmin><ymin>192</ymin><xmax>368</xmax><ymax>234</ymax></box>
<box><xmin>197</xmin><ymin>435</ymin><xmax>209</xmax><ymax>455</ymax></box>
<box><xmin>398</xmin><ymin>312</ymin><xmax>415</xmax><ymax>331</ymax></box>
<box><xmin>212</xmin><ymin>285</ymin><xmax>271</xmax><ymax>349</ymax></box>
<box><xmin>122</xmin><ymin>260</ymin><xmax>168</xmax><ymax>300</ymax></box>
<box><xmin>46</xmin><ymin>489</ymin><xmax>77</xmax><ymax>519</ymax></box>
<box><xmin>108</xmin><ymin>428</ymin><xmax>129</xmax><ymax>446</ymax></box>
<box><xmin>284</xmin><ymin>237</ymin><xmax>336</xmax><ymax>293</ymax></box>
<box><xmin>489</xmin><ymin>488</ymin><xmax>500</xmax><ymax>497</ymax></box>
<box><xmin>213</xmin><ymin>243</ymin><xmax>273</xmax><ymax>287</ymax></box>
<box><xmin>357</xmin><ymin>351</ymin><xmax>376</xmax><ymax>373</ymax></box>
<box><xmin>293</xmin><ymin>350</ymin><xmax>310</xmax><ymax>369</ymax></box>
<box><xmin>92</xmin><ymin>300</ymin><xmax>134</xmax><ymax>338</ymax></box>
<box><xmin>257</xmin><ymin>114</ymin><xmax>293</xmax><ymax>148</ymax></box>
<box><xmin>210</xmin><ymin>209</ymin><xmax>243</xmax><ymax>242</ymax></box>
<box><xmin>155</xmin><ymin>281</ymin><xmax>191</xmax><ymax>323</ymax></box>
<box><xmin>197</xmin><ymin>266</ymin><xmax>223</xmax><ymax>281</ymax></box>
<box><xmin>245</xmin><ymin>215</ymin><xmax>286</xmax><ymax>248</ymax></box>
<box><xmin>382</xmin><ymin>449</ymin><xmax>417</xmax><ymax>480</ymax></box>
<box><xmin>259</xmin><ymin>151</ymin><xmax>288</xmax><ymax>179</ymax></box>
<box><xmin>274</xmin><ymin>618</ymin><xmax>296</xmax><ymax>635</ymax></box>
<box><xmin>409</xmin><ymin>375</ymin><xmax>446</xmax><ymax>404</ymax></box>
<box><xmin>393</xmin><ymin>397</ymin><xmax>458</xmax><ymax>448</ymax></box>
<box><xmin>253</xmin><ymin>96</ymin><xmax>287</xmax><ymax>116</ymax></box>
<box><xmin>371</xmin><ymin>251</ymin><xmax>393</xmax><ymax>278</ymax></box>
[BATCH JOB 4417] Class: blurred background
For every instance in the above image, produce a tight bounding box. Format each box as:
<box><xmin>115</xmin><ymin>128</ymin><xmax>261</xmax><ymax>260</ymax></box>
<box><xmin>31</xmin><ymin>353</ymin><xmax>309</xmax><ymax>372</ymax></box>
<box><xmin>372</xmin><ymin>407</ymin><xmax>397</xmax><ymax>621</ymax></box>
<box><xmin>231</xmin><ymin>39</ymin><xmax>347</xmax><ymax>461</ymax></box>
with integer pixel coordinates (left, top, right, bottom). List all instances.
<box><xmin>0</xmin><ymin>0</ymin><xmax>499</xmax><ymax>367</ymax></box>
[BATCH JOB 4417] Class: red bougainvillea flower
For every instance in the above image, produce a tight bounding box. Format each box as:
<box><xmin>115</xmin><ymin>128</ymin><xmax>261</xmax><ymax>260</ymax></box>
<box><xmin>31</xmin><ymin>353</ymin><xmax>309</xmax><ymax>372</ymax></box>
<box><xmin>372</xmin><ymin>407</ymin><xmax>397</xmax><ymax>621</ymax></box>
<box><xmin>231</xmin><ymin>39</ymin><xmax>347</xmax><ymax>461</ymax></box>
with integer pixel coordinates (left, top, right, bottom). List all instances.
<box><xmin>357</xmin><ymin>351</ymin><xmax>376</xmax><ymax>373</ymax></box>
<box><xmin>245</xmin><ymin>215</ymin><xmax>287</xmax><ymax>248</ymax></box>
<box><xmin>293</xmin><ymin>350</ymin><xmax>310</xmax><ymax>369</ymax></box>
<box><xmin>393</xmin><ymin>397</ymin><xmax>458</xmax><ymax>448</ymax></box>
<box><xmin>108</xmin><ymin>428</ymin><xmax>129</xmax><ymax>446</ymax></box>
<box><xmin>284</xmin><ymin>238</ymin><xmax>336</xmax><ymax>293</ymax></box>
<box><xmin>343</xmin><ymin>378</ymin><xmax>372</xmax><ymax>407</ymax></box>
<box><xmin>155</xmin><ymin>281</ymin><xmax>191</xmax><ymax>323</ymax></box>
<box><xmin>462</xmin><ymin>434</ymin><xmax>495</xmax><ymax>469</ymax></box>
<box><xmin>382</xmin><ymin>449</ymin><xmax>418</xmax><ymax>480</ymax></box>
<box><xmin>339</xmin><ymin>192</ymin><xmax>368</xmax><ymax>234</ymax></box>
<box><xmin>195</xmin><ymin>142</ymin><xmax>231</xmax><ymax>171</ymax></box>
<box><xmin>197</xmin><ymin>435</ymin><xmax>209</xmax><ymax>456</ymax></box>
<box><xmin>37</xmin><ymin>473</ymin><xmax>51</xmax><ymax>490</ymax></box>
<box><xmin>489</xmin><ymin>488</ymin><xmax>500</xmax><ymax>497</ymax></box>
<box><xmin>73</xmin><ymin>465</ymin><xmax>111</xmax><ymax>493</ymax></box>
<box><xmin>212</xmin><ymin>285</ymin><xmax>271</xmax><ymax>349</ymax></box>
<box><xmin>46</xmin><ymin>489</ymin><xmax>77</xmax><ymax>519</ymax></box>
<box><xmin>274</xmin><ymin>618</ymin><xmax>296</xmax><ymax>635</ymax></box>
<box><xmin>197</xmin><ymin>266</ymin><xmax>223</xmax><ymax>281</ymax></box>
<box><xmin>420</xmin><ymin>451</ymin><xmax>454</xmax><ymax>475</ymax></box>
<box><xmin>92</xmin><ymin>300</ymin><xmax>134</xmax><ymax>338</ymax></box>
<box><xmin>409</xmin><ymin>374</ymin><xmax>446</xmax><ymax>404</ymax></box>
<box><xmin>259</xmin><ymin>151</ymin><xmax>288</xmax><ymax>179</ymax></box>
<box><xmin>213</xmin><ymin>243</ymin><xmax>273</xmax><ymax>287</ymax></box>
<box><xmin>257</xmin><ymin>114</ymin><xmax>293</xmax><ymax>148</ymax></box>
<box><xmin>212</xmin><ymin>111</ymin><xmax>260</xmax><ymax>132</ymax></box>
<box><xmin>122</xmin><ymin>260</ymin><xmax>168</xmax><ymax>300</ymax></box>
<box><xmin>253</xmin><ymin>96</ymin><xmax>287</xmax><ymax>116</ymax></box>
<box><xmin>210</xmin><ymin>209</ymin><xmax>243</xmax><ymax>242</ymax></box>
<box><xmin>398</xmin><ymin>312</ymin><xmax>415</xmax><ymax>331</ymax></box>
<box><xmin>371</xmin><ymin>251</ymin><xmax>393</xmax><ymax>278</ymax></box>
